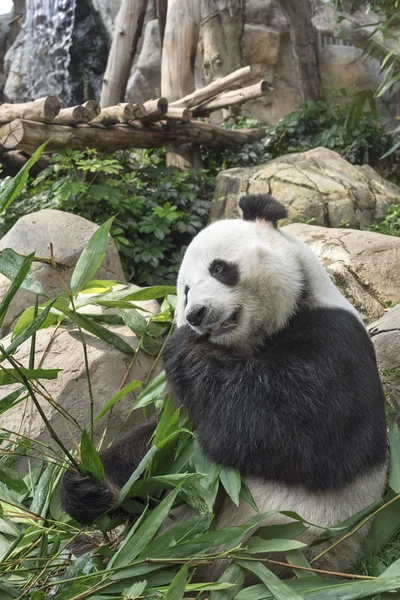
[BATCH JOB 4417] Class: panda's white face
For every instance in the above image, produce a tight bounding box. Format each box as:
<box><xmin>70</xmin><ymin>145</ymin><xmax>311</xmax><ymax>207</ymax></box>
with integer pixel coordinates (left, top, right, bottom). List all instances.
<box><xmin>176</xmin><ymin>219</ymin><xmax>305</xmax><ymax>350</ymax></box>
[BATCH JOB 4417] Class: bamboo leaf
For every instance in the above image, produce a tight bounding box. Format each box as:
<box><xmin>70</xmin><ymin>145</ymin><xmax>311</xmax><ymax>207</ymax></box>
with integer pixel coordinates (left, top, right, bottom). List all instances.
<box><xmin>0</xmin><ymin>368</ymin><xmax>61</xmax><ymax>386</ymax></box>
<box><xmin>70</xmin><ymin>216</ymin><xmax>115</xmax><ymax>294</ymax></box>
<box><xmin>123</xmin><ymin>580</ymin><xmax>147</xmax><ymax>599</ymax></box>
<box><xmin>389</xmin><ymin>423</ymin><xmax>400</xmax><ymax>493</ymax></box>
<box><xmin>0</xmin><ymin>142</ymin><xmax>48</xmax><ymax>214</ymax></box>
<box><xmin>246</xmin><ymin>537</ymin><xmax>306</xmax><ymax>554</ymax></box>
<box><xmin>80</xmin><ymin>429</ymin><xmax>105</xmax><ymax>483</ymax></box>
<box><xmin>12</xmin><ymin>305</ymin><xmax>59</xmax><ymax>339</ymax></box>
<box><xmin>94</xmin><ymin>380</ymin><xmax>142</xmax><ymax>423</ymax></box>
<box><xmin>120</xmin><ymin>309</ymin><xmax>148</xmax><ymax>336</ymax></box>
<box><xmin>301</xmin><ymin>577</ymin><xmax>400</xmax><ymax>599</ymax></box>
<box><xmin>164</xmin><ymin>564</ymin><xmax>189</xmax><ymax>600</ymax></box>
<box><xmin>220</xmin><ymin>466</ymin><xmax>241</xmax><ymax>507</ymax></box>
<box><xmin>0</xmin><ymin>248</ymin><xmax>47</xmax><ymax>297</ymax></box>
<box><xmin>116</xmin><ymin>446</ymin><xmax>158</xmax><ymax>506</ymax></box>
<box><xmin>210</xmin><ymin>563</ymin><xmax>245</xmax><ymax>600</ymax></box>
<box><xmin>3</xmin><ymin>298</ymin><xmax>58</xmax><ymax>358</ymax></box>
<box><xmin>0</xmin><ymin>462</ymin><xmax>28</xmax><ymax>494</ymax></box>
<box><xmin>236</xmin><ymin>559</ymin><xmax>302</xmax><ymax>600</ymax></box>
<box><xmin>0</xmin><ymin>388</ymin><xmax>26</xmax><ymax>415</ymax></box>
<box><xmin>0</xmin><ymin>253</ymin><xmax>34</xmax><ymax>327</ymax></box>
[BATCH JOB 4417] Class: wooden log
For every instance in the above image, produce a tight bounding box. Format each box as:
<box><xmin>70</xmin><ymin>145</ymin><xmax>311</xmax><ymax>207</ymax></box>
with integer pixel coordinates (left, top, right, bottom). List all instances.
<box><xmin>165</xmin><ymin>107</ymin><xmax>193</xmax><ymax>122</ymax></box>
<box><xmin>170</xmin><ymin>65</ymin><xmax>254</xmax><ymax>111</ymax></box>
<box><xmin>89</xmin><ymin>103</ymin><xmax>145</xmax><ymax>125</ymax></box>
<box><xmin>161</xmin><ymin>0</ymin><xmax>202</xmax><ymax>168</ymax></box>
<box><xmin>0</xmin><ymin>96</ymin><xmax>60</xmax><ymax>124</ymax></box>
<box><xmin>142</xmin><ymin>97</ymin><xmax>168</xmax><ymax>120</ymax></box>
<box><xmin>82</xmin><ymin>100</ymin><xmax>101</xmax><ymax>121</ymax></box>
<box><xmin>52</xmin><ymin>106</ymin><xmax>89</xmax><ymax>125</ymax></box>
<box><xmin>0</xmin><ymin>119</ymin><xmax>267</xmax><ymax>154</ymax></box>
<box><xmin>193</xmin><ymin>81</ymin><xmax>273</xmax><ymax>116</ymax></box>
<box><xmin>100</xmin><ymin>0</ymin><xmax>148</xmax><ymax>107</ymax></box>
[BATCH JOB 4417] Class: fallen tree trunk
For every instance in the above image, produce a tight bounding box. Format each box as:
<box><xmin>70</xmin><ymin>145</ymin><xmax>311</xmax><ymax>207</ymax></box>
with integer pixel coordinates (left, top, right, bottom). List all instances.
<box><xmin>193</xmin><ymin>81</ymin><xmax>273</xmax><ymax>116</ymax></box>
<box><xmin>100</xmin><ymin>0</ymin><xmax>148</xmax><ymax>107</ymax></box>
<box><xmin>0</xmin><ymin>96</ymin><xmax>60</xmax><ymax>123</ymax></box>
<box><xmin>0</xmin><ymin>118</ymin><xmax>267</xmax><ymax>153</ymax></box>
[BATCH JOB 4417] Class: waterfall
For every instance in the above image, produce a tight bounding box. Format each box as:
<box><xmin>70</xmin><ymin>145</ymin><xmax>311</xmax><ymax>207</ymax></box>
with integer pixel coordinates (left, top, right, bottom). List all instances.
<box><xmin>21</xmin><ymin>0</ymin><xmax>77</xmax><ymax>103</ymax></box>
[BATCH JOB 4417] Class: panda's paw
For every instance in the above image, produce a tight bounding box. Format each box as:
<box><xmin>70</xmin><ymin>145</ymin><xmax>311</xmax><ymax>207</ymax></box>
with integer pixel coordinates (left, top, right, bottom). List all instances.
<box><xmin>60</xmin><ymin>468</ymin><xmax>117</xmax><ymax>526</ymax></box>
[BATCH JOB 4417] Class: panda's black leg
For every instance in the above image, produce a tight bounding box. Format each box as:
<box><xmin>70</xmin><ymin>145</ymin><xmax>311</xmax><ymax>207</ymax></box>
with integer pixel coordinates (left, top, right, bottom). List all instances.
<box><xmin>60</xmin><ymin>417</ymin><xmax>157</xmax><ymax>525</ymax></box>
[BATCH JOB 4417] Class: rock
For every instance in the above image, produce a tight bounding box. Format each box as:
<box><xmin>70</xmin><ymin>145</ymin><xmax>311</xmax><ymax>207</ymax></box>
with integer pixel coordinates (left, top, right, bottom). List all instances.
<box><xmin>211</xmin><ymin>148</ymin><xmax>400</xmax><ymax>228</ymax></box>
<box><xmin>369</xmin><ymin>306</ymin><xmax>400</xmax><ymax>409</ymax></box>
<box><xmin>91</xmin><ymin>0</ymin><xmax>121</xmax><ymax>40</ymax></box>
<box><xmin>0</xmin><ymin>210</ymin><xmax>125</xmax><ymax>335</ymax></box>
<box><xmin>283</xmin><ymin>223</ymin><xmax>400</xmax><ymax>322</ymax></box>
<box><xmin>241</xmin><ymin>24</ymin><xmax>280</xmax><ymax>69</ymax></box>
<box><xmin>0</xmin><ymin>306</ymin><xmax>160</xmax><ymax>449</ymax></box>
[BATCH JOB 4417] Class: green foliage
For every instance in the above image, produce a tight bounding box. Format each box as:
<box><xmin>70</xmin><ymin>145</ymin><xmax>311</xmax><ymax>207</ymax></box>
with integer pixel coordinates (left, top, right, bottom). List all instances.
<box><xmin>0</xmin><ymin>148</ymin><xmax>214</xmax><ymax>285</ymax></box>
<box><xmin>367</xmin><ymin>204</ymin><xmax>400</xmax><ymax>236</ymax></box>
<box><xmin>209</xmin><ymin>98</ymin><xmax>399</xmax><ymax>172</ymax></box>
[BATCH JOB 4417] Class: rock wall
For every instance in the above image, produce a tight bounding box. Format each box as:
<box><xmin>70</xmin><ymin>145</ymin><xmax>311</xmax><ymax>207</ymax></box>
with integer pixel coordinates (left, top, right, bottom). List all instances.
<box><xmin>0</xmin><ymin>0</ymin><xmax>385</xmax><ymax>124</ymax></box>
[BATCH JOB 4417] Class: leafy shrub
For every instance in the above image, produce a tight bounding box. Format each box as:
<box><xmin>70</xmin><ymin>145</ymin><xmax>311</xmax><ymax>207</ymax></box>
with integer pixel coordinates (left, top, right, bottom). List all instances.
<box><xmin>0</xmin><ymin>148</ymin><xmax>215</xmax><ymax>285</ymax></box>
<box><xmin>204</xmin><ymin>99</ymin><xmax>399</xmax><ymax>172</ymax></box>
<box><xmin>367</xmin><ymin>204</ymin><xmax>400</xmax><ymax>237</ymax></box>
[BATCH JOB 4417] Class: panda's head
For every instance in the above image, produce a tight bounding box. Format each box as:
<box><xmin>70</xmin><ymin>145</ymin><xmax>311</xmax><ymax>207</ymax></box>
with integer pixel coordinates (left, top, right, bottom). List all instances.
<box><xmin>176</xmin><ymin>195</ymin><xmax>306</xmax><ymax>350</ymax></box>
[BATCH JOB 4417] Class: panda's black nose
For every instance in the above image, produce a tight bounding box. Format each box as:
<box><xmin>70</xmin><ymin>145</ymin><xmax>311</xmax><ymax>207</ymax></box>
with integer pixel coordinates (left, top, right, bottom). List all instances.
<box><xmin>187</xmin><ymin>306</ymin><xmax>206</xmax><ymax>327</ymax></box>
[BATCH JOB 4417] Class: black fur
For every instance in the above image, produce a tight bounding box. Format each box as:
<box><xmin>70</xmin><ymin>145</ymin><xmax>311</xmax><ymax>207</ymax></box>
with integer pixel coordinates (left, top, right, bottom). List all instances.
<box><xmin>239</xmin><ymin>194</ymin><xmax>288</xmax><ymax>227</ymax></box>
<box><xmin>209</xmin><ymin>259</ymin><xmax>240</xmax><ymax>287</ymax></box>
<box><xmin>163</xmin><ymin>308</ymin><xmax>387</xmax><ymax>490</ymax></box>
<box><xmin>60</xmin><ymin>417</ymin><xmax>157</xmax><ymax>525</ymax></box>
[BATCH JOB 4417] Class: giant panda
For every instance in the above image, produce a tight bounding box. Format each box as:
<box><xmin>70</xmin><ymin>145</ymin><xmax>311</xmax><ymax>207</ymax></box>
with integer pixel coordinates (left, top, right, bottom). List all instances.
<box><xmin>61</xmin><ymin>194</ymin><xmax>387</xmax><ymax>576</ymax></box>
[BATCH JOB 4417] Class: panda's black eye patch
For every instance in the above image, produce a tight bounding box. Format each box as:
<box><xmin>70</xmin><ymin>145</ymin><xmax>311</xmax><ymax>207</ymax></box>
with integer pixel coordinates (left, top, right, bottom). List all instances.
<box><xmin>209</xmin><ymin>259</ymin><xmax>239</xmax><ymax>287</ymax></box>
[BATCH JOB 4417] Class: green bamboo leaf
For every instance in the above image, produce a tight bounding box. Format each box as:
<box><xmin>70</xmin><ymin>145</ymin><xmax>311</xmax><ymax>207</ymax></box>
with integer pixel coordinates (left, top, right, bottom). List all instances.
<box><xmin>285</xmin><ymin>549</ymin><xmax>315</xmax><ymax>579</ymax></box>
<box><xmin>80</xmin><ymin>429</ymin><xmax>105</xmax><ymax>483</ymax></box>
<box><xmin>94</xmin><ymin>380</ymin><xmax>142</xmax><ymax>423</ymax></box>
<box><xmin>246</xmin><ymin>537</ymin><xmax>306</xmax><ymax>554</ymax></box>
<box><xmin>239</xmin><ymin>478</ymin><xmax>259</xmax><ymax>512</ymax></box>
<box><xmin>363</xmin><ymin>490</ymin><xmax>400</xmax><ymax>555</ymax></box>
<box><xmin>123</xmin><ymin>580</ymin><xmax>147</xmax><ymax>599</ymax></box>
<box><xmin>0</xmin><ymin>368</ymin><xmax>61</xmax><ymax>386</ymax></box>
<box><xmin>30</xmin><ymin>463</ymin><xmax>56</xmax><ymax>516</ymax></box>
<box><xmin>220</xmin><ymin>466</ymin><xmax>241</xmax><ymax>507</ymax></box>
<box><xmin>12</xmin><ymin>305</ymin><xmax>59</xmax><ymax>339</ymax></box>
<box><xmin>210</xmin><ymin>563</ymin><xmax>245</xmax><ymax>600</ymax></box>
<box><xmin>79</xmin><ymin>279</ymin><xmax>118</xmax><ymax>294</ymax></box>
<box><xmin>0</xmin><ymin>388</ymin><xmax>26</xmax><ymax>415</ymax></box>
<box><xmin>389</xmin><ymin>423</ymin><xmax>400</xmax><ymax>493</ymax></box>
<box><xmin>0</xmin><ymin>462</ymin><xmax>28</xmax><ymax>494</ymax></box>
<box><xmin>109</xmin><ymin>485</ymin><xmax>182</xmax><ymax>568</ymax></box>
<box><xmin>120</xmin><ymin>308</ymin><xmax>148</xmax><ymax>336</ymax></box>
<box><xmin>301</xmin><ymin>577</ymin><xmax>400</xmax><ymax>599</ymax></box>
<box><xmin>70</xmin><ymin>216</ymin><xmax>115</xmax><ymax>294</ymax></box>
<box><xmin>164</xmin><ymin>564</ymin><xmax>189</xmax><ymax>600</ymax></box>
<box><xmin>0</xmin><ymin>253</ymin><xmax>34</xmax><ymax>327</ymax></box>
<box><xmin>59</xmin><ymin>308</ymin><xmax>134</xmax><ymax>354</ymax></box>
<box><xmin>116</xmin><ymin>446</ymin><xmax>158</xmax><ymax>506</ymax></box>
<box><xmin>128</xmin><ymin>371</ymin><xmax>166</xmax><ymax>412</ymax></box>
<box><xmin>236</xmin><ymin>559</ymin><xmax>302</xmax><ymax>600</ymax></box>
<box><xmin>3</xmin><ymin>298</ymin><xmax>58</xmax><ymax>359</ymax></box>
<box><xmin>0</xmin><ymin>248</ymin><xmax>47</xmax><ymax>297</ymax></box>
<box><xmin>0</xmin><ymin>142</ymin><xmax>48</xmax><ymax>214</ymax></box>
<box><xmin>381</xmin><ymin>138</ymin><xmax>400</xmax><ymax>159</ymax></box>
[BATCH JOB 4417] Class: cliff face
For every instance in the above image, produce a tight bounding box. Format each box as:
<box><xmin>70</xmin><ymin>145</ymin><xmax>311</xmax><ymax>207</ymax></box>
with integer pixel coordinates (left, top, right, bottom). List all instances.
<box><xmin>1</xmin><ymin>0</ymin><xmax>383</xmax><ymax>125</ymax></box>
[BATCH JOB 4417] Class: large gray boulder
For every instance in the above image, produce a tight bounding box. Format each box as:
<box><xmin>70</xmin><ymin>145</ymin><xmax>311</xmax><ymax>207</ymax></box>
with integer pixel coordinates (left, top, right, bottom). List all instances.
<box><xmin>0</xmin><ymin>210</ymin><xmax>125</xmax><ymax>335</ymax></box>
<box><xmin>211</xmin><ymin>148</ymin><xmax>400</xmax><ymax>229</ymax></box>
<box><xmin>283</xmin><ymin>223</ymin><xmax>400</xmax><ymax>322</ymax></box>
<box><xmin>369</xmin><ymin>306</ymin><xmax>400</xmax><ymax>409</ymax></box>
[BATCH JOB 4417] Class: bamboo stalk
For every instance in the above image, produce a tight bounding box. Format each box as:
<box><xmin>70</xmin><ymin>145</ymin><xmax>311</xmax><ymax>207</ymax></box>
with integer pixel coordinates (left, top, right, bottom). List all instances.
<box><xmin>0</xmin><ymin>96</ymin><xmax>60</xmax><ymax>123</ymax></box>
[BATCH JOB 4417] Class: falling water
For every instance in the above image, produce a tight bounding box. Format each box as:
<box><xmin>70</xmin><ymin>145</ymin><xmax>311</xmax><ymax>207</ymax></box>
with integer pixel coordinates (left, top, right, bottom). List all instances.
<box><xmin>21</xmin><ymin>0</ymin><xmax>77</xmax><ymax>103</ymax></box>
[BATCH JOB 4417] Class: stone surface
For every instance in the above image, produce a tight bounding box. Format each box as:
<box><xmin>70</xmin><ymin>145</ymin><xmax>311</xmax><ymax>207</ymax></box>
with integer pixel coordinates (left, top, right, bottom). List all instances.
<box><xmin>283</xmin><ymin>223</ymin><xmax>400</xmax><ymax>322</ymax></box>
<box><xmin>0</xmin><ymin>310</ymin><xmax>160</xmax><ymax>449</ymax></box>
<box><xmin>211</xmin><ymin>148</ymin><xmax>400</xmax><ymax>228</ymax></box>
<box><xmin>369</xmin><ymin>306</ymin><xmax>400</xmax><ymax>409</ymax></box>
<box><xmin>127</xmin><ymin>19</ymin><xmax>162</xmax><ymax>104</ymax></box>
<box><xmin>0</xmin><ymin>209</ymin><xmax>125</xmax><ymax>335</ymax></box>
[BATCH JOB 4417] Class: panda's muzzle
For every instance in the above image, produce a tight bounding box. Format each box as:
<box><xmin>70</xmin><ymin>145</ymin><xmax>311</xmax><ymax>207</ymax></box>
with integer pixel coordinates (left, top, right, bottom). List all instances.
<box><xmin>206</xmin><ymin>306</ymin><xmax>241</xmax><ymax>336</ymax></box>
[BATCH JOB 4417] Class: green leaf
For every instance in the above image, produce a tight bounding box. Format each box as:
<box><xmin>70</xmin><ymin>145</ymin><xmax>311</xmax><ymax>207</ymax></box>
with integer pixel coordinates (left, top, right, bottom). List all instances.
<box><xmin>109</xmin><ymin>485</ymin><xmax>182</xmax><ymax>568</ymax></box>
<box><xmin>381</xmin><ymin>138</ymin><xmax>400</xmax><ymax>159</ymax></box>
<box><xmin>58</xmin><ymin>308</ymin><xmax>135</xmax><ymax>354</ymax></box>
<box><xmin>300</xmin><ymin>577</ymin><xmax>400</xmax><ymax>599</ymax></box>
<box><xmin>0</xmin><ymin>253</ymin><xmax>34</xmax><ymax>327</ymax></box>
<box><xmin>0</xmin><ymin>248</ymin><xmax>47</xmax><ymax>297</ymax></box>
<box><xmin>0</xmin><ymin>388</ymin><xmax>26</xmax><ymax>415</ymax></box>
<box><xmin>123</xmin><ymin>580</ymin><xmax>147</xmax><ymax>599</ymax></box>
<box><xmin>3</xmin><ymin>298</ymin><xmax>58</xmax><ymax>358</ymax></box>
<box><xmin>70</xmin><ymin>216</ymin><xmax>115</xmax><ymax>294</ymax></box>
<box><xmin>127</xmin><ymin>371</ymin><xmax>166</xmax><ymax>413</ymax></box>
<box><xmin>0</xmin><ymin>368</ymin><xmax>61</xmax><ymax>386</ymax></box>
<box><xmin>79</xmin><ymin>279</ymin><xmax>118</xmax><ymax>294</ymax></box>
<box><xmin>120</xmin><ymin>309</ymin><xmax>148</xmax><ymax>336</ymax></box>
<box><xmin>246</xmin><ymin>537</ymin><xmax>306</xmax><ymax>554</ymax></box>
<box><xmin>363</xmin><ymin>490</ymin><xmax>400</xmax><ymax>555</ymax></box>
<box><xmin>91</xmin><ymin>285</ymin><xmax>176</xmax><ymax>305</ymax></box>
<box><xmin>94</xmin><ymin>380</ymin><xmax>142</xmax><ymax>423</ymax></box>
<box><xmin>30</xmin><ymin>463</ymin><xmax>56</xmax><ymax>516</ymax></box>
<box><xmin>389</xmin><ymin>423</ymin><xmax>400</xmax><ymax>493</ymax></box>
<box><xmin>164</xmin><ymin>564</ymin><xmax>189</xmax><ymax>600</ymax></box>
<box><xmin>0</xmin><ymin>142</ymin><xmax>48</xmax><ymax>214</ymax></box>
<box><xmin>236</xmin><ymin>560</ymin><xmax>302</xmax><ymax>600</ymax></box>
<box><xmin>116</xmin><ymin>446</ymin><xmax>158</xmax><ymax>506</ymax></box>
<box><xmin>12</xmin><ymin>305</ymin><xmax>59</xmax><ymax>340</ymax></box>
<box><xmin>80</xmin><ymin>429</ymin><xmax>105</xmax><ymax>483</ymax></box>
<box><xmin>210</xmin><ymin>563</ymin><xmax>245</xmax><ymax>600</ymax></box>
<box><xmin>0</xmin><ymin>462</ymin><xmax>28</xmax><ymax>494</ymax></box>
<box><xmin>285</xmin><ymin>549</ymin><xmax>315</xmax><ymax>578</ymax></box>
<box><xmin>220</xmin><ymin>467</ymin><xmax>241</xmax><ymax>507</ymax></box>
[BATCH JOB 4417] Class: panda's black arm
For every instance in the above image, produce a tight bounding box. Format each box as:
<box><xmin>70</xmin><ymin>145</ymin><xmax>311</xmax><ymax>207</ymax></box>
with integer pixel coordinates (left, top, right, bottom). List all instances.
<box><xmin>60</xmin><ymin>417</ymin><xmax>157</xmax><ymax>525</ymax></box>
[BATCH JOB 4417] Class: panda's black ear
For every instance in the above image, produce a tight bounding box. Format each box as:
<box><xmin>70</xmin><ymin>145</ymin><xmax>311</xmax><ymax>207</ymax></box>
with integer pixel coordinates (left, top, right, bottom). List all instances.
<box><xmin>239</xmin><ymin>194</ymin><xmax>288</xmax><ymax>228</ymax></box>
